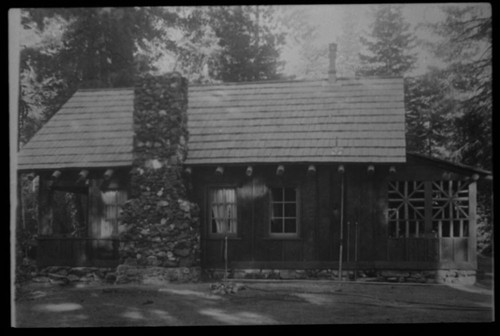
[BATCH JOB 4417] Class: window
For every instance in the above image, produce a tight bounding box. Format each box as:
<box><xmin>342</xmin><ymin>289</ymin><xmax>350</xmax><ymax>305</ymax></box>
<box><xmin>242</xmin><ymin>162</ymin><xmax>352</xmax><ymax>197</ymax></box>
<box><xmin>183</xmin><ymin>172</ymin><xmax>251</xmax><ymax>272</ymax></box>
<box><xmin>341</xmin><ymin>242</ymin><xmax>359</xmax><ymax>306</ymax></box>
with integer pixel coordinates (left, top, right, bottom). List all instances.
<box><xmin>99</xmin><ymin>190</ymin><xmax>127</xmax><ymax>238</ymax></box>
<box><xmin>388</xmin><ymin>181</ymin><xmax>425</xmax><ymax>238</ymax></box>
<box><xmin>387</xmin><ymin>180</ymin><xmax>470</xmax><ymax>238</ymax></box>
<box><xmin>431</xmin><ymin>181</ymin><xmax>469</xmax><ymax>238</ymax></box>
<box><xmin>270</xmin><ymin>187</ymin><xmax>298</xmax><ymax>235</ymax></box>
<box><xmin>51</xmin><ymin>188</ymin><xmax>88</xmax><ymax>237</ymax></box>
<box><xmin>209</xmin><ymin>188</ymin><xmax>237</xmax><ymax>235</ymax></box>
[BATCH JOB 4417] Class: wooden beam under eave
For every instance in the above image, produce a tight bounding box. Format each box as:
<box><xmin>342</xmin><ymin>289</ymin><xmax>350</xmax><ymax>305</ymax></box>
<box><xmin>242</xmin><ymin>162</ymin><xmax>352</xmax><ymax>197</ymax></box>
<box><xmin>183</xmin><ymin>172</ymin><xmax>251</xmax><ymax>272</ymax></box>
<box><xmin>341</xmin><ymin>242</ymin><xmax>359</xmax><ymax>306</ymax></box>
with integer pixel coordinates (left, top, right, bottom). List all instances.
<box><xmin>307</xmin><ymin>165</ymin><xmax>316</xmax><ymax>176</ymax></box>
<box><xmin>246</xmin><ymin>166</ymin><xmax>253</xmax><ymax>177</ymax></box>
<box><xmin>76</xmin><ymin>169</ymin><xmax>89</xmax><ymax>184</ymax></box>
<box><xmin>215</xmin><ymin>166</ymin><xmax>224</xmax><ymax>176</ymax></box>
<box><xmin>51</xmin><ymin>170</ymin><xmax>62</xmax><ymax>180</ymax></box>
<box><xmin>103</xmin><ymin>169</ymin><xmax>114</xmax><ymax>180</ymax></box>
<box><xmin>367</xmin><ymin>165</ymin><xmax>375</xmax><ymax>175</ymax></box>
<box><xmin>276</xmin><ymin>165</ymin><xmax>285</xmax><ymax>176</ymax></box>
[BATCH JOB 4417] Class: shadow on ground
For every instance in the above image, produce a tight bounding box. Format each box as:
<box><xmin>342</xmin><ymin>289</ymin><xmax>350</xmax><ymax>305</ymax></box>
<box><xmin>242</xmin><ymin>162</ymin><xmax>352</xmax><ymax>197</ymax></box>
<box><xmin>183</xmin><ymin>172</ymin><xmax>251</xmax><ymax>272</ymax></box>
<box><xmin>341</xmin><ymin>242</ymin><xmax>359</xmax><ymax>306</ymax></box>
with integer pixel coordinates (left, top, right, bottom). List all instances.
<box><xmin>14</xmin><ymin>274</ymin><xmax>493</xmax><ymax>327</ymax></box>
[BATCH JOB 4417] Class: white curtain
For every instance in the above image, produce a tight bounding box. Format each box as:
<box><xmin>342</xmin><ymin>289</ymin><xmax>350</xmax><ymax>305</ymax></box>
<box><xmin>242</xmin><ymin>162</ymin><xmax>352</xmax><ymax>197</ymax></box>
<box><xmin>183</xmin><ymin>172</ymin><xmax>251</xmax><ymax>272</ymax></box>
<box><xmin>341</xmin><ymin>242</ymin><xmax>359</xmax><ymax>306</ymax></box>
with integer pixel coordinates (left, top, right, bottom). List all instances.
<box><xmin>99</xmin><ymin>190</ymin><xmax>127</xmax><ymax>238</ymax></box>
<box><xmin>211</xmin><ymin>189</ymin><xmax>237</xmax><ymax>234</ymax></box>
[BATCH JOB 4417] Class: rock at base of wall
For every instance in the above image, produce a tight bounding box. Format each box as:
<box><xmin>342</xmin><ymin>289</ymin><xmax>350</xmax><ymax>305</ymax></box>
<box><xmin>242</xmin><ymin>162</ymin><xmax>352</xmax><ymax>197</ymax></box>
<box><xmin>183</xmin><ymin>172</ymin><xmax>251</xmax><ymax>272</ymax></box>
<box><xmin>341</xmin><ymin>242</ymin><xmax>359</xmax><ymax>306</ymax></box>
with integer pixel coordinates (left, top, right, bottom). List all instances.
<box><xmin>32</xmin><ymin>266</ymin><xmax>116</xmax><ymax>285</ymax></box>
<box><xmin>115</xmin><ymin>265</ymin><xmax>201</xmax><ymax>284</ymax></box>
<box><xmin>203</xmin><ymin>268</ymin><xmax>476</xmax><ymax>284</ymax></box>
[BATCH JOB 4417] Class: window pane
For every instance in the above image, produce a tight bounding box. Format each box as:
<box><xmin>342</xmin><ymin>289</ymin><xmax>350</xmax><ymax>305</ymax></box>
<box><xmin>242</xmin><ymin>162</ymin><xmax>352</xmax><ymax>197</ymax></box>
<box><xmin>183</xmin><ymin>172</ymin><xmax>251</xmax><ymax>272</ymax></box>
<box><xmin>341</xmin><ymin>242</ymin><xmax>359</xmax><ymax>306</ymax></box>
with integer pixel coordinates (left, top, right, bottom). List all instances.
<box><xmin>463</xmin><ymin>221</ymin><xmax>469</xmax><ymax>237</ymax></box>
<box><xmin>210</xmin><ymin>188</ymin><xmax>237</xmax><ymax>234</ymax></box>
<box><xmin>441</xmin><ymin>220</ymin><xmax>451</xmax><ymax>237</ymax></box>
<box><xmin>211</xmin><ymin>216</ymin><xmax>218</xmax><ymax>234</ymax></box>
<box><xmin>453</xmin><ymin>220</ymin><xmax>461</xmax><ymax>237</ymax></box>
<box><xmin>52</xmin><ymin>190</ymin><xmax>88</xmax><ymax>237</ymax></box>
<box><xmin>388</xmin><ymin>221</ymin><xmax>396</xmax><ymax>238</ymax></box>
<box><xmin>284</xmin><ymin>188</ymin><xmax>295</xmax><ymax>202</ymax></box>
<box><xmin>271</xmin><ymin>218</ymin><xmax>282</xmax><ymax>233</ymax></box>
<box><xmin>284</xmin><ymin>203</ymin><xmax>296</xmax><ymax>217</ymax></box>
<box><xmin>273</xmin><ymin>203</ymin><xmax>283</xmax><ymax>218</ymax></box>
<box><xmin>284</xmin><ymin>219</ymin><xmax>296</xmax><ymax>233</ymax></box>
<box><xmin>272</xmin><ymin>188</ymin><xmax>283</xmax><ymax>202</ymax></box>
<box><xmin>409</xmin><ymin>221</ymin><xmax>417</xmax><ymax>237</ymax></box>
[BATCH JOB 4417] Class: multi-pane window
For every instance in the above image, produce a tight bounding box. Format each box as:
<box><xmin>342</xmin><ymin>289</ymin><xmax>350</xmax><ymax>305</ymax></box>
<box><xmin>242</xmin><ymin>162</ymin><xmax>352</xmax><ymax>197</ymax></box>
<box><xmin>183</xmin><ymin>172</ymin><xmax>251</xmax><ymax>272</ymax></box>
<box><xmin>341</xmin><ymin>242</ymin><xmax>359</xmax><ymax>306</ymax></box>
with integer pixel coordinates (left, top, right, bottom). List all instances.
<box><xmin>99</xmin><ymin>190</ymin><xmax>127</xmax><ymax>238</ymax></box>
<box><xmin>209</xmin><ymin>188</ymin><xmax>237</xmax><ymax>235</ymax></box>
<box><xmin>431</xmin><ymin>181</ymin><xmax>469</xmax><ymax>238</ymax></box>
<box><xmin>270</xmin><ymin>187</ymin><xmax>298</xmax><ymax>235</ymax></box>
<box><xmin>388</xmin><ymin>180</ymin><xmax>470</xmax><ymax>238</ymax></box>
<box><xmin>51</xmin><ymin>189</ymin><xmax>88</xmax><ymax>237</ymax></box>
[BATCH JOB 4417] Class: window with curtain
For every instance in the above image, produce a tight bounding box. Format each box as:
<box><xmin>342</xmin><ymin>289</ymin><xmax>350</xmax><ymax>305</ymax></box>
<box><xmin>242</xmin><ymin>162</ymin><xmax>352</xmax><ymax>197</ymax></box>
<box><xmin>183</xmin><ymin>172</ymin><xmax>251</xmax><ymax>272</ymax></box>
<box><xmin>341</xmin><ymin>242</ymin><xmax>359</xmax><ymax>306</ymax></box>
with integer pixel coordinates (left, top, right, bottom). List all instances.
<box><xmin>270</xmin><ymin>187</ymin><xmax>298</xmax><ymax>235</ymax></box>
<box><xmin>209</xmin><ymin>188</ymin><xmax>238</xmax><ymax>236</ymax></box>
<box><xmin>99</xmin><ymin>190</ymin><xmax>127</xmax><ymax>238</ymax></box>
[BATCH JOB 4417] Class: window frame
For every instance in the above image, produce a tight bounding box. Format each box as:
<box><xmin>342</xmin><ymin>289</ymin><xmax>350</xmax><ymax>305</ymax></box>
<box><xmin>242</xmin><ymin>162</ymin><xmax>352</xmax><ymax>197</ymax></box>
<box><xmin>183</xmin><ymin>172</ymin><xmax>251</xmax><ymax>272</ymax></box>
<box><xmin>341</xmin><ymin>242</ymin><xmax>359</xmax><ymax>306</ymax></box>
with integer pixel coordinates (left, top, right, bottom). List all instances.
<box><xmin>268</xmin><ymin>186</ymin><xmax>300</xmax><ymax>238</ymax></box>
<box><xmin>206</xmin><ymin>185</ymin><xmax>239</xmax><ymax>239</ymax></box>
<box><xmin>48</xmin><ymin>186</ymin><xmax>89</xmax><ymax>238</ymax></box>
<box><xmin>387</xmin><ymin>179</ymin><xmax>470</xmax><ymax>239</ymax></box>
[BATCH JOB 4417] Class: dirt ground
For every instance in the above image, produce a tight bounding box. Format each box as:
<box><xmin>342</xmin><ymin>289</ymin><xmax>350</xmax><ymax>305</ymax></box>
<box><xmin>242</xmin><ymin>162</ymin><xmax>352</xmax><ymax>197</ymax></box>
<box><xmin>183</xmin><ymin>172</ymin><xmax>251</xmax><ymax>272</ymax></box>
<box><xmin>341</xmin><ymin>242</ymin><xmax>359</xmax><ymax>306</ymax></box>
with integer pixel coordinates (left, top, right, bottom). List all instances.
<box><xmin>13</xmin><ymin>272</ymin><xmax>494</xmax><ymax>327</ymax></box>
<box><xmin>12</xmin><ymin>254</ymin><xmax>493</xmax><ymax>327</ymax></box>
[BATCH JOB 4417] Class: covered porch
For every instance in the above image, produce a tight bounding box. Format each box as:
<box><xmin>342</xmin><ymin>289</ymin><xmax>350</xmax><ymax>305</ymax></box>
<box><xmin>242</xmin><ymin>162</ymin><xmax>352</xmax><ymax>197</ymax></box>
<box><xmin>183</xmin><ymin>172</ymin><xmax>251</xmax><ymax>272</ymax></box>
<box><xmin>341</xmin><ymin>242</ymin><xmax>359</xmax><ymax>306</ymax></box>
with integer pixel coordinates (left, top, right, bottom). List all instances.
<box><xmin>30</xmin><ymin>168</ymin><xmax>129</xmax><ymax>267</ymax></box>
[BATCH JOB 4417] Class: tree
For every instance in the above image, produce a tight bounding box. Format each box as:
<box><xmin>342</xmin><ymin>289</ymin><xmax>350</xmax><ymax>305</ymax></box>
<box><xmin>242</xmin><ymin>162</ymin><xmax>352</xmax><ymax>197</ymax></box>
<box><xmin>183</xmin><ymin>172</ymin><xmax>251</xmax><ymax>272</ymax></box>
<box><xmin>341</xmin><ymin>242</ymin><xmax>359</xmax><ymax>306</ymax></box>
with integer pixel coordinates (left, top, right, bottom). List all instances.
<box><xmin>270</xmin><ymin>5</ymin><xmax>326</xmax><ymax>80</ymax></box>
<box><xmin>206</xmin><ymin>6</ymin><xmax>285</xmax><ymax>82</ymax></box>
<box><xmin>423</xmin><ymin>4</ymin><xmax>492</xmax><ymax>255</ymax></box>
<box><xmin>357</xmin><ymin>4</ymin><xmax>417</xmax><ymax>77</ymax></box>
<box><xmin>405</xmin><ymin>68</ymin><xmax>457</xmax><ymax>157</ymax></box>
<box><xmin>426</xmin><ymin>5</ymin><xmax>491</xmax><ymax>171</ymax></box>
<box><xmin>19</xmin><ymin>7</ymin><xmax>179</xmax><ymax>147</ymax></box>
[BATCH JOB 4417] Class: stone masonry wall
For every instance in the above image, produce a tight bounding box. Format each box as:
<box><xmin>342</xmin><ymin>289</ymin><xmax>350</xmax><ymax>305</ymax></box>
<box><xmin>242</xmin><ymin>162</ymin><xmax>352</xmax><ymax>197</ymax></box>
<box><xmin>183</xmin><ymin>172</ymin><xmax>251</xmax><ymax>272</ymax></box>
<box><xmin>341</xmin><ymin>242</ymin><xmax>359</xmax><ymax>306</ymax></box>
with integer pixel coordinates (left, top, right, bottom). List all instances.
<box><xmin>204</xmin><ymin>268</ymin><xmax>476</xmax><ymax>285</ymax></box>
<box><xmin>117</xmin><ymin>73</ymin><xmax>201</xmax><ymax>283</ymax></box>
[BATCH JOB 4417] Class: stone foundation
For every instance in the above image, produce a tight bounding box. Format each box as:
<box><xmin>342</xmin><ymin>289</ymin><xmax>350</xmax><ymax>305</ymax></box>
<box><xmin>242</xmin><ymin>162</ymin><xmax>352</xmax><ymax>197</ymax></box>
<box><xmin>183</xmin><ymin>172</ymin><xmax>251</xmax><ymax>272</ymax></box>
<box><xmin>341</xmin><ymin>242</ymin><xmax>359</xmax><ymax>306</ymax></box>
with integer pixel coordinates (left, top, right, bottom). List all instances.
<box><xmin>203</xmin><ymin>268</ymin><xmax>476</xmax><ymax>285</ymax></box>
<box><xmin>32</xmin><ymin>266</ymin><xmax>117</xmax><ymax>285</ymax></box>
<box><xmin>115</xmin><ymin>265</ymin><xmax>201</xmax><ymax>284</ymax></box>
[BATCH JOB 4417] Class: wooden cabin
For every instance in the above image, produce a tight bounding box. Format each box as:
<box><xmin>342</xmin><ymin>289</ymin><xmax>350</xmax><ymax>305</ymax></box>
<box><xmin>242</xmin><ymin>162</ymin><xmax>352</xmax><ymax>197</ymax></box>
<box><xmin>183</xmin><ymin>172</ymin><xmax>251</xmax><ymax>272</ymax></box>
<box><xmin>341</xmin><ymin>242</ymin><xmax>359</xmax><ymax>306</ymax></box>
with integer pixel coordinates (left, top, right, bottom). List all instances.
<box><xmin>17</xmin><ymin>45</ymin><xmax>491</xmax><ymax>282</ymax></box>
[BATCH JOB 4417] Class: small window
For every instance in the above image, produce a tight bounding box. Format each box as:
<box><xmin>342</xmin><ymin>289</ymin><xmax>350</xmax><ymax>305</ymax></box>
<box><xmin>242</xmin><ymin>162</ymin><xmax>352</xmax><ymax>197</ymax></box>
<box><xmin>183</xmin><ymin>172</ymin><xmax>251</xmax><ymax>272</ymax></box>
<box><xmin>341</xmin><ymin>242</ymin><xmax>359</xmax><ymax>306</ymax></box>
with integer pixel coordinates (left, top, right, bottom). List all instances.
<box><xmin>99</xmin><ymin>190</ymin><xmax>127</xmax><ymax>238</ymax></box>
<box><xmin>270</xmin><ymin>187</ymin><xmax>298</xmax><ymax>236</ymax></box>
<box><xmin>387</xmin><ymin>181</ymin><xmax>425</xmax><ymax>238</ymax></box>
<box><xmin>209</xmin><ymin>188</ymin><xmax>237</xmax><ymax>236</ymax></box>
<box><xmin>51</xmin><ymin>188</ymin><xmax>88</xmax><ymax>237</ymax></box>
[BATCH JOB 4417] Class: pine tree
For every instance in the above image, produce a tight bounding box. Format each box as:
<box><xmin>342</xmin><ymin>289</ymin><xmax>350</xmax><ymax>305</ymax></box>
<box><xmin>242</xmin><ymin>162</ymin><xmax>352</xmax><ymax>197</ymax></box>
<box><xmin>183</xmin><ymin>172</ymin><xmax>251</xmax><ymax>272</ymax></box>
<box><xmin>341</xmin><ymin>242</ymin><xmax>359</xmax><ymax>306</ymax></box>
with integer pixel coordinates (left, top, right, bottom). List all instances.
<box><xmin>357</xmin><ymin>5</ymin><xmax>417</xmax><ymax>77</ymax></box>
<box><xmin>427</xmin><ymin>5</ymin><xmax>491</xmax><ymax>170</ymax></box>
<box><xmin>207</xmin><ymin>6</ymin><xmax>285</xmax><ymax>82</ymax></box>
<box><xmin>423</xmin><ymin>4</ymin><xmax>492</xmax><ymax>255</ymax></box>
<box><xmin>405</xmin><ymin>68</ymin><xmax>456</xmax><ymax>157</ymax></box>
<box><xmin>19</xmin><ymin>7</ymin><xmax>178</xmax><ymax>146</ymax></box>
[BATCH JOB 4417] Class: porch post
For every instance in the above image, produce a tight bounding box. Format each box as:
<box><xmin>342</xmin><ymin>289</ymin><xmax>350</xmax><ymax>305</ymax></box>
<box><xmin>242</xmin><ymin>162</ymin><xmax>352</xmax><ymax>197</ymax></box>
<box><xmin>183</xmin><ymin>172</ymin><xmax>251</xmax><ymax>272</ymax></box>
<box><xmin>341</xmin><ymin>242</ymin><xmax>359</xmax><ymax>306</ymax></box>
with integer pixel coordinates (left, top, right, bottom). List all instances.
<box><xmin>468</xmin><ymin>181</ymin><xmax>477</xmax><ymax>268</ymax></box>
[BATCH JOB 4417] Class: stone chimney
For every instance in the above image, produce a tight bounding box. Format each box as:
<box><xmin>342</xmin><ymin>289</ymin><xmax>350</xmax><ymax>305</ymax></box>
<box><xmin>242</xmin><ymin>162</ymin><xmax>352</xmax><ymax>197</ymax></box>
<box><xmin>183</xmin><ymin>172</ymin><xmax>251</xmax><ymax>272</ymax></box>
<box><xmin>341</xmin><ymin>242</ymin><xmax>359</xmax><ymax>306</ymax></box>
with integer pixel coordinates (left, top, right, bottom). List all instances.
<box><xmin>117</xmin><ymin>73</ymin><xmax>201</xmax><ymax>284</ymax></box>
<box><xmin>328</xmin><ymin>43</ymin><xmax>337</xmax><ymax>84</ymax></box>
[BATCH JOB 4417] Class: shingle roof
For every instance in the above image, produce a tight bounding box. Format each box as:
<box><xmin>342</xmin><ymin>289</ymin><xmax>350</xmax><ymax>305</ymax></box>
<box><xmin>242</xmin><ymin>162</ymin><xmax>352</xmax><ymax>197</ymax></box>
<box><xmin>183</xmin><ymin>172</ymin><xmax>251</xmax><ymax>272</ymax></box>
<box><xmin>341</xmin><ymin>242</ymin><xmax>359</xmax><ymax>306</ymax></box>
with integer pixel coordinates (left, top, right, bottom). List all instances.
<box><xmin>17</xmin><ymin>77</ymin><xmax>406</xmax><ymax>171</ymax></box>
<box><xmin>186</xmin><ymin>78</ymin><xmax>406</xmax><ymax>164</ymax></box>
<box><xmin>17</xmin><ymin>88</ymin><xmax>134</xmax><ymax>170</ymax></box>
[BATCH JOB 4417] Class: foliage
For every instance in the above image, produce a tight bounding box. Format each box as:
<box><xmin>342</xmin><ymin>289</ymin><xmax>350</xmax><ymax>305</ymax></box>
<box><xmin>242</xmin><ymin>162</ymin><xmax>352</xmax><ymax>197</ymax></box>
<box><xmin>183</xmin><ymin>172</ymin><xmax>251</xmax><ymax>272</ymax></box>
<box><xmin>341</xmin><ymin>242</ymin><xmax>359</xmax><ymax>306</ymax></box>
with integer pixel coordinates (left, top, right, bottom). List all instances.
<box><xmin>205</xmin><ymin>6</ymin><xmax>285</xmax><ymax>82</ymax></box>
<box><xmin>18</xmin><ymin>7</ymin><xmax>179</xmax><ymax>148</ymax></box>
<box><xmin>357</xmin><ymin>4</ymin><xmax>417</xmax><ymax>77</ymax></box>
<box><xmin>273</xmin><ymin>6</ymin><xmax>326</xmax><ymax>80</ymax></box>
<box><xmin>404</xmin><ymin>68</ymin><xmax>457</xmax><ymax>157</ymax></box>
<box><xmin>422</xmin><ymin>4</ymin><xmax>492</xmax><ymax>253</ymax></box>
<box><xmin>425</xmin><ymin>5</ymin><xmax>492</xmax><ymax>171</ymax></box>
